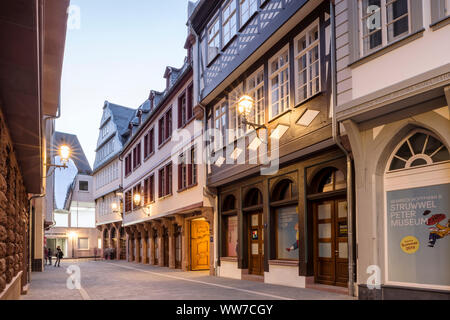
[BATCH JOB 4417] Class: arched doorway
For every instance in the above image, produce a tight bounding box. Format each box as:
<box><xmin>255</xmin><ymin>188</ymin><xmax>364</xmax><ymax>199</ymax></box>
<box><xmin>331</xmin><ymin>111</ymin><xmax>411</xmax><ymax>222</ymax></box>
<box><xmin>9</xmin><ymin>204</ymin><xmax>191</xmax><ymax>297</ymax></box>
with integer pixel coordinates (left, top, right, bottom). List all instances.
<box><xmin>119</xmin><ymin>227</ymin><xmax>126</xmax><ymax>260</ymax></box>
<box><xmin>243</xmin><ymin>188</ymin><xmax>263</xmax><ymax>276</ymax></box>
<box><xmin>384</xmin><ymin>129</ymin><xmax>450</xmax><ymax>289</ymax></box>
<box><xmin>309</xmin><ymin>167</ymin><xmax>348</xmax><ymax>287</ymax></box>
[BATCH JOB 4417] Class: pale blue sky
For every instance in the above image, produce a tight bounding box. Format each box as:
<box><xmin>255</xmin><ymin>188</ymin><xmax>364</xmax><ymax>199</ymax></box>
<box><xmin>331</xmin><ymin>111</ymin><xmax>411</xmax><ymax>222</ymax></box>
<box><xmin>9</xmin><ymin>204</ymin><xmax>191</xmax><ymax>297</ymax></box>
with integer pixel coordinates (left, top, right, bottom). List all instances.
<box><xmin>57</xmin><ymin>0</ymin><xmax>191</xmax><ymax>168</ymax></box>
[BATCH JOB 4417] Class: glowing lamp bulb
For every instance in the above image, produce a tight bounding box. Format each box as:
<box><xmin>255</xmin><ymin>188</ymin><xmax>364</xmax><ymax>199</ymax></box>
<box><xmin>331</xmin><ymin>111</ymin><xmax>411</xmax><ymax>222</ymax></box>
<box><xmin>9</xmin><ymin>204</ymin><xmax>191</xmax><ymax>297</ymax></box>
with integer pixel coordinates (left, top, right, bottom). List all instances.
<box><xmin>133</xmin><ymin>193</ymin><xmax>141</xmax><ymax>206</ymax></box>
<box><xmin>238</xmin><ymin>95</ymin><xmax>254</xmax><ymax>117</ymax></box>
<box><xmin>59</xmin><ymin>145</ymin><xmax>71</xmax><ymax>162</ymax></box>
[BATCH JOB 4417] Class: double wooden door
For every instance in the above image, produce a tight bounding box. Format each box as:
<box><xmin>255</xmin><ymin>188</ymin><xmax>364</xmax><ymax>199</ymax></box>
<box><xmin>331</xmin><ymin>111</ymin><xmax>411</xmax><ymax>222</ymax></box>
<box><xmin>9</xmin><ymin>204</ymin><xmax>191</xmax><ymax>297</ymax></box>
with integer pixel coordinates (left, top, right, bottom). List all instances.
<box><xmin>191</xmin><ymin>219</ymin><xmax>210</xmax><ymax>270</ymax></box>
<box><xmin>313</xmin><ymin>198</ymin><xmax>349</xmax><ymax>287</ymax></box>
<box><xmin>248</xmin><ymin>212</ymin><xmax>264</xmax><ymax>275</ymax></box>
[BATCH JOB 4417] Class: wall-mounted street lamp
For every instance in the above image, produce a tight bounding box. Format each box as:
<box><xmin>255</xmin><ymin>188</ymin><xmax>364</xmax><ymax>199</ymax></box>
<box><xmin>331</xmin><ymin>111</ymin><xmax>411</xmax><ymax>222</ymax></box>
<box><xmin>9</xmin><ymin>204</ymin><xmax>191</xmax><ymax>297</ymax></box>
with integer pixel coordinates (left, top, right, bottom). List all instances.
<box><xmin>48</xmin><ymin>145</ymin><xmax>72</xmax><ymax>169</ymax></box>
<box><xmin>133</xmin><ymin>193</ymin><xmax>141</xmax><ymax>207</ymax></box>
<box><xmin>237</xmin><ymin>95</ymin><xmax>267</xmax><ymax>143</ymax></box>
<box><xmin>111</xmin><ymin>202</ymin><xmax>118</xmax><ymax>211</ymax></box>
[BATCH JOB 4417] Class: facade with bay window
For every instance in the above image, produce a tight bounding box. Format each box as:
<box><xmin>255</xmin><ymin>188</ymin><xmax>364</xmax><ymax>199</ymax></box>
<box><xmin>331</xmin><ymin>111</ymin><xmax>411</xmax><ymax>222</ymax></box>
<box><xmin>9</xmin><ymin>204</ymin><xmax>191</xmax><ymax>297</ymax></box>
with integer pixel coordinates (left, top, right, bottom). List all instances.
<box><xmin>120</xmin><ymin>30</ymin><xmax>214</xmax><ymax>272</ymax></box>
<box><xmin>190</xmin><ymin>0</ymin><xmax>351</xmax><ymax>290</ymax></box>
<box><xmin>336</xmin><ymin>0</ymin><xmax>450</xmax><ymax>299</ymax></box>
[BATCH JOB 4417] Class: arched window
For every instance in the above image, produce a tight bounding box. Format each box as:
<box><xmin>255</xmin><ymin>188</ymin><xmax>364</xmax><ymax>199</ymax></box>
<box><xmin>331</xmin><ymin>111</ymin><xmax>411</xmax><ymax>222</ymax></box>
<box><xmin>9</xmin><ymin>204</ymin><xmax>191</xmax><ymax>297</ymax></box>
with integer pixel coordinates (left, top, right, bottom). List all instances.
<box><xmin>311</xmin><ymin>168</ymin><xmax>346</xmax><ymax>194</ymax></box>
<box><xmin>222</xmin><ymin>194</ymin><xmax>238</xmax><ymax>258</ymax></box>
<box><xmin>271</xmin><ymin>179</ymin><xmax>298</xmax><ymax>261</ymax></box>
<box><xmin>244</xmin><ymin>188</ymin><xmax>262</xmax><ymax>207</ymax></box>
<box><xmin>223</xmin><ymin>195</ymin><xmax>236</xmax><ymax>211</ymax></box>
<box><xmin>388</xmin><ymin>130</ymin><xmax>450</xmax><ymax>172</ymax></box>
<box><xmin>111</xmin><ymin>227</ymin><xmax>116</xmax><ymax>239</ymax></box>
<box><xmin>272</xmin><ymin>179</ymin><xmax>294</xmax><ymax>201</ymax></box>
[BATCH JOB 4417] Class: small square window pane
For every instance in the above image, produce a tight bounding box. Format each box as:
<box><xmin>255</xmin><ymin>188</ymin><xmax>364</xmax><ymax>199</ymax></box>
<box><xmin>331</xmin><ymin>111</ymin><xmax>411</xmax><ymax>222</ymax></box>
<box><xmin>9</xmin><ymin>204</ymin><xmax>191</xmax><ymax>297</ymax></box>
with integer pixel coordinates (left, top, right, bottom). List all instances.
<box><xmin>318</xmin><ymin>203</ymin><xmax>331</xmax><ymax>219</ymax></box>
<box><xmin>319</xmin><ymin>243</ymin><xmax>331</xmax><ymax>258</ymax></box>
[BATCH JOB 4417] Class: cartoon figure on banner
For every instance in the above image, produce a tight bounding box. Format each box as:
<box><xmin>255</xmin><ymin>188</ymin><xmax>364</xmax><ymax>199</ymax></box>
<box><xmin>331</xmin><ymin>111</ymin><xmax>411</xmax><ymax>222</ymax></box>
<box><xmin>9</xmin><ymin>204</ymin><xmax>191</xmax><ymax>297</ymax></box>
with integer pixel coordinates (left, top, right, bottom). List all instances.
<box><xmin>423</xmin><ymin>210</ymin><xmax>450</xmax><ymax>248</ymax></box>
<box><xmin>286</xmin><ymin>223</ymin><xmax>299</xmax><ymax>252</ymax></box>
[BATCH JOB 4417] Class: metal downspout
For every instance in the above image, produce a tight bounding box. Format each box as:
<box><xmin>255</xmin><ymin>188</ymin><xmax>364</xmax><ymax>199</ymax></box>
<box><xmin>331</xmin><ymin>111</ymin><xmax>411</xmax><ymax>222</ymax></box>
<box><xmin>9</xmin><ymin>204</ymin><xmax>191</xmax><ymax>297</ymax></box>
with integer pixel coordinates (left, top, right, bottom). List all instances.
<box><xmin>330</xmin><ymin>0</ymin><xmax>355</xmax><ymax>297</ymax></box>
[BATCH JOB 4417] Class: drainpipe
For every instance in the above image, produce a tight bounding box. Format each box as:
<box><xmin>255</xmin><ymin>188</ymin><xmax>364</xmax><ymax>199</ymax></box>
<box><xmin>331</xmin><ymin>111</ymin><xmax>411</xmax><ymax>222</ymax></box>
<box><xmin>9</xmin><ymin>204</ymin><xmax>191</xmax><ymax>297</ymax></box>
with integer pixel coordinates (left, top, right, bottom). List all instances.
<box><xmin>330</xmin><ymin>0</ymin><xmax>355</xmax><ymax>297</ymax></box>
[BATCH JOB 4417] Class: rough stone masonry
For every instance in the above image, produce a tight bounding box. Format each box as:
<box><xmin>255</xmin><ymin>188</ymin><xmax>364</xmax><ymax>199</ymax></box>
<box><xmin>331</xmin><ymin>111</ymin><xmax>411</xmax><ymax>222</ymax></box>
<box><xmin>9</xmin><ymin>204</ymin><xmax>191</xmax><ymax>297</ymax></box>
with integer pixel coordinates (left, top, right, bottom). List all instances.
<box><xmin>0</xmin><ymin>108</ymin><xmax>29</xmax><ymax>295</ymax></box>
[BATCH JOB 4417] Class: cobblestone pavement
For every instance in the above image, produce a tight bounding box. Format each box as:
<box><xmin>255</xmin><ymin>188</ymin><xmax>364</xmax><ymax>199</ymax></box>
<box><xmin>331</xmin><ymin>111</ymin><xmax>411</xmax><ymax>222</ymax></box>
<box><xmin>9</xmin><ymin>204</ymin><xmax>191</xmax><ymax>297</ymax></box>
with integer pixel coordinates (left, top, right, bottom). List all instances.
<box><xmin>21</xmin><ymin>260</ymin><xmax>354</xmax><ymax>300</ymax></box>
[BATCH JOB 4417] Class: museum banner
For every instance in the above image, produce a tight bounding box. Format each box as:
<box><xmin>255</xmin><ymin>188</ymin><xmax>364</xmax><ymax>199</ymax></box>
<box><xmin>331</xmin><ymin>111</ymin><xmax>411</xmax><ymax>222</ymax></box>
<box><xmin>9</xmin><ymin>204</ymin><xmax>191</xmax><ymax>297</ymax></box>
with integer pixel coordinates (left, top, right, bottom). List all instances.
<box><xmin>386</xmin><ymin>183</ymin><xmax>450</xmax><ymax>287</ymax></box>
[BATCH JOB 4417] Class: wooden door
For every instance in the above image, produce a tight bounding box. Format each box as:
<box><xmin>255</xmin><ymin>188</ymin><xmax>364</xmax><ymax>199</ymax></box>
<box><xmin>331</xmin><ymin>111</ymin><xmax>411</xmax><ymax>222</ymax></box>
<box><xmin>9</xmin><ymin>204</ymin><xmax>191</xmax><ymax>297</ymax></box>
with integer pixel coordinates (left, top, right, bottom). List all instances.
<box><xmin>191</xmin><ymin>219</ymin><xmax>210</xmax><ymax>270</ymax></box>
<box><xmin>248</xmin><ymin>212</ymin><xmax>264</xmax><ymax>275</ymax></box>
<box><xmin>163</xmin><ymin>228</ymin><xmax>169</xmax><ymax>267</ymax></box>
<box><xmin>313</xmin><ymin>198</ymin><xmax>349</xmax><ymax>287</ymax></box>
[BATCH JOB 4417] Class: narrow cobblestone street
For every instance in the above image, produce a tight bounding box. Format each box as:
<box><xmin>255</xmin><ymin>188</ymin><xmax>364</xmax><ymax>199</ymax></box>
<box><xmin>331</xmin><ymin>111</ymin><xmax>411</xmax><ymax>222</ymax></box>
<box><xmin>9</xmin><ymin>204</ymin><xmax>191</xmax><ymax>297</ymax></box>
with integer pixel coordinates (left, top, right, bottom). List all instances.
<box><xmin>21</xmin><ymin>260</ymin><xmax>353</xmax><ymax>300</ymax></box>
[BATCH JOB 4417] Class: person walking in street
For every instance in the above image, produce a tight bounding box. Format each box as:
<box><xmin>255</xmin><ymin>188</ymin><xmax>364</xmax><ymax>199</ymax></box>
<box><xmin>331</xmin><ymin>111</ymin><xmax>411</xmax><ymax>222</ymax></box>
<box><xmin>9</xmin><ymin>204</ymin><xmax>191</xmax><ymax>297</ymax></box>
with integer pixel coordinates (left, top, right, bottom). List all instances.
<box><xmin>47</xmin><ymin>247</ymin><xmax>53</xmax><ymax>266</ymax></box>
<box><xmin>44</xmin><ymin>247</ymin><xmax>48</xmax><ymax>265</ymax></box>
<box><xmin>55</xmin><ymin>246</ymin><xmax>63</xmax><ymax>267</ymax></box>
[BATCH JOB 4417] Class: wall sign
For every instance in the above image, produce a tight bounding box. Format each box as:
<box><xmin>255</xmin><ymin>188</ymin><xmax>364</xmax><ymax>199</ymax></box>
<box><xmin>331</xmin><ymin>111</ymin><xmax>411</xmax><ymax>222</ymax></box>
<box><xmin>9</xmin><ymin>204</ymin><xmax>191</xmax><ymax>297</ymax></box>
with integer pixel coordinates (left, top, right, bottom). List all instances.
<box><xmin>386</xmin><ymin>183</ymin><xmax>450</xmax><ymax>287</ymax></box>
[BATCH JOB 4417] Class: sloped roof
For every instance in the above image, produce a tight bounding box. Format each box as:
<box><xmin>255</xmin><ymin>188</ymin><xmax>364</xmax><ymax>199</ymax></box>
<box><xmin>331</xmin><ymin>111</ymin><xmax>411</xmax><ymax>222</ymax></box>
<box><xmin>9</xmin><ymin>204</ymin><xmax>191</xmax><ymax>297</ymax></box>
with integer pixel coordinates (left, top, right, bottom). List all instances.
<box><xmin>53</xmin><ymin>132</ymin><xmax>92</xmax><ymax>175</ymax></box>
<box><xmin>107</xmin><ymin>102</ymin><xmax>136</xmax><ymax>142</ymax></box>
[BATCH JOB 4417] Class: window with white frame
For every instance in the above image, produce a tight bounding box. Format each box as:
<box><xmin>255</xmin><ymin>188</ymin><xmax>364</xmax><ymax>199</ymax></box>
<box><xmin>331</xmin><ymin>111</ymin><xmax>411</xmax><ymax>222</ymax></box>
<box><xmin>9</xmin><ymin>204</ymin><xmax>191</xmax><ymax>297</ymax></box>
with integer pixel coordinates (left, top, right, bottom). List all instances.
<box><xmin>228</xmin><ymin>83</ymin><xmax>245</xmax><ymax>141</ymax></box>
<box><xmin>359</xmin><ymin>0</ymin><xmax>410</xmax><ymax>56</ymax></box>
<box><xmin>269</xmin><ymin>46</ymin><xmax>290</xmax><ymax>119</ymax></box>
<box><xmin>246</xmin><ymin>67</ymin><xmax>265</xmax><ymax>127</ymax></box>
<box><xmin>240</xmin><ymin>0</ymin><xmax>258</xmax><ymax>27</ymax></box>
<box><xmin>222</xmin><ymin>0</ymin><xmax>237</xmax><ymax>47</ymax></box>
<box><xmin>213</xmin><ymin>100</ymin><xmax>227</xmax><ymax>151</ymax></box>
<box><xmin>208</xmin><ymin>17</ymin><xmax>221</xmax><ymax>64</ymax></box>
<box><xmin>294</xmin><ymin>21</ymin><xmax>320</xmax><ymax>104</ymax></box>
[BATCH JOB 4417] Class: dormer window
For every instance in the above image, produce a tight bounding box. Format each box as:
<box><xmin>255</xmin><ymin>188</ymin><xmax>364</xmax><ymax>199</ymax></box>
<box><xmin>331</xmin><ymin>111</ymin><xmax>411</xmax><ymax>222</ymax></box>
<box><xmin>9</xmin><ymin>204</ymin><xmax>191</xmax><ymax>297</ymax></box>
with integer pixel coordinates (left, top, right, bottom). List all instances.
<box><xmin>207</xmin><ymin>16</ymin><xmax>220</xmax><ymax>64</ymax></box>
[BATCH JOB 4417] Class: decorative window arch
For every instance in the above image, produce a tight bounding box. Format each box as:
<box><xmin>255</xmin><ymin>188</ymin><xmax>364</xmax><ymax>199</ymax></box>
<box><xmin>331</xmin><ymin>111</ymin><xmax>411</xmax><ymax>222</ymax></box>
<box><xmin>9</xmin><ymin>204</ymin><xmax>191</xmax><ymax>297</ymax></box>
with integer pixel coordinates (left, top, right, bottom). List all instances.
<box><xmin>310</xmin><ymin>167</ymin><xmax>346</xmax><ymax>194</ymax></box>
<box><xmin>244</xmin><ymin>188</ymin><xmax>262</xmax><ymax>208</ymax></box>
<box><xmin>387</xmin><ymin>129</ymin><xmax>450</xmax><ymax>172</ymax></box>
<box><xmin>271</xmin><ymin>179</ymin><xmax>294</xmax><ymax>202</ymax></box>
<box><xmin>222</xmin><ymin>195</ymin><xmax>236</xmax><ymax>211</ymax></box>
<box><xmin>110</xmin><ymin>227</ymin><xmax>116</xmax><ymax>239</ymax></box>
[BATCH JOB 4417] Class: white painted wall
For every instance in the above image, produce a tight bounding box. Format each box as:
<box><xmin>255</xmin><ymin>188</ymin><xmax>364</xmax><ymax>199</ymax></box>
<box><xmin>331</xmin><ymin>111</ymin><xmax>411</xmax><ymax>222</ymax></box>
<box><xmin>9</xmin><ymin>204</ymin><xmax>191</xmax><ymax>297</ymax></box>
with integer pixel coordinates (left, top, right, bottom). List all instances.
<box><xmin>122</xmin><ymin>75</ymin><xmax>213</xmax><ymax>226</ymax></box>
<box><xmin>265</xmin><ymin>265</ymin><xmax>306</xmax><ymax>288</ymax></box>
<box><xmin>352</xmin><ymin>2</ymin><xmax>450</xmax><ymax>99</ymax></box>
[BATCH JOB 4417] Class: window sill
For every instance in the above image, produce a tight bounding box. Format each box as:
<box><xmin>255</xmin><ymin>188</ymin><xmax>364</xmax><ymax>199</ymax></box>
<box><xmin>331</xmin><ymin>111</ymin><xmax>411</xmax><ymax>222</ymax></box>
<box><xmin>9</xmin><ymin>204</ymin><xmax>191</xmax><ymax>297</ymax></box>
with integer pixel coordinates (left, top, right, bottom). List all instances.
<box><xmin>158</xmin><ymin>137</ymin><xmax>171</xmax><ymax>149</ymax></box>
<box><xmin>178</xmin><ymin>116</ymin><xmax>196</xmax><ymax>130</ymax></box>
<box><xmin>268</xmin><ymin>259</ymin><xmax>299</xmax><ymax>266</ymax></box>
<box><xmin>125</xmin><ymin>173</ymin><xmax>132</xmax><ymax>179</ymax></box>
<box><xmin>349</xmin><ymin>28</ymin><xmax>425</xmax><ymax>68</ymax></box>
<box><xmin>177</xmin><ymin>183</ymin><xmax>198</xmax><ymax>193</ymax></box>
<box><xmin>220</xmin><ymin>256</ymin><xmax>238</xmax><ymax>262</ymax></box>
<box><xmin>294</xmin><ymin>91</ymin><xmax>323</xmax><ymax>109</ymax></box>
<box><xmin>158</xmin><ymin>193</ymin><xmax>173</xmax><ymax>201</ymax></box>
<box><xmin>239</xmin><ymin>11</ymin><xmax>258</xmax><ymax>33</ymax></box>
<box><xmin>430</xmin><ymin>15</ymin><xmax>450</xmax><ymax>31</ymax></box>
<box><xmin>133</xmin><ymin>164</ymin><xmax>141</xmax><ymax>171</ymax></box>
<box><xmin>207</xmin><ymin>52</ymin><xmax>220</xmax><ymax>68</ymax></box>
<box><xmin>268</xmin><ymin>109</ymin><xmax>292</xmax><ymax>124</ymax></box>
<box><xmin>222</xmin><ymin>34</ymin><xmax>238</xmax><ymax>51</ymax></box>
<box><xmin>144</xmin><ymin>152</ymin><xmax>155</xmax><ymax>163</ymax></box>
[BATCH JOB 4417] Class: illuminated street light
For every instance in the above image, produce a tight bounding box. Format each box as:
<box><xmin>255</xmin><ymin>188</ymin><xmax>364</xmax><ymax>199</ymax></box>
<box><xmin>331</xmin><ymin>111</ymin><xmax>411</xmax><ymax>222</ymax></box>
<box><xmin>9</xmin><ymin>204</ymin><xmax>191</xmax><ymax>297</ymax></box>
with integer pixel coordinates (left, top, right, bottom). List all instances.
<box><xmin>238</xmin><ymin>95</ymin><xmax>254</xmax><ymax>117</ymax></box>
<box><xmin>48</xmin><ymin>144</ymin><xmax>72</xmax><ymax>170</ymax></box>
<box><xmin>111</xmin><ymin>202</ymin><xmax>118</xmax><ymax>211</ymax></box>
<box><xmin>133</xmin><ymin>193</ymin><xmax>141</xmax><ymax>206</ymax></box>
<box><xmin>237</xmin><ymin>95</ymin><xmax>266</xmax><ymax>132</ymax></box>
<box><xmin>59</xmin><ymin>145</ymin><xmax>71</xmax><ymax>164</ymax></box>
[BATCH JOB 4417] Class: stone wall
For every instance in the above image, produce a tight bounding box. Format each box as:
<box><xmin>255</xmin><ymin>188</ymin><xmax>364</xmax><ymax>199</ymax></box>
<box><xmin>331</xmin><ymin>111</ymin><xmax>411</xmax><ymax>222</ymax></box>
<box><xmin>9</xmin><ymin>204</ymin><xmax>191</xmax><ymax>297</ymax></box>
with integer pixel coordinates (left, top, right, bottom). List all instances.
<box><xmin>0</xmin><ymin>108</ymin><xmax>29</xmax><ymax>296</ymax></box>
